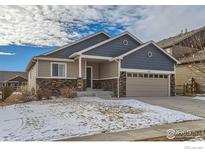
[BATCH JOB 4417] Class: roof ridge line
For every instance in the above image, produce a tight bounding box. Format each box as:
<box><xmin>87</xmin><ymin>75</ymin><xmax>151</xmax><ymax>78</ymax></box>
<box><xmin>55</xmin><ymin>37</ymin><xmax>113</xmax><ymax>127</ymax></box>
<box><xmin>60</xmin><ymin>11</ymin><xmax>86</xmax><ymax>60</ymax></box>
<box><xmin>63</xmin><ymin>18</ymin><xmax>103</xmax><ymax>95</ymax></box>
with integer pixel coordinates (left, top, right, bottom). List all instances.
<box><xmin>43</xmin><ymin>31</ymin><xmax>110</xmax><ymax>56</ymax></box>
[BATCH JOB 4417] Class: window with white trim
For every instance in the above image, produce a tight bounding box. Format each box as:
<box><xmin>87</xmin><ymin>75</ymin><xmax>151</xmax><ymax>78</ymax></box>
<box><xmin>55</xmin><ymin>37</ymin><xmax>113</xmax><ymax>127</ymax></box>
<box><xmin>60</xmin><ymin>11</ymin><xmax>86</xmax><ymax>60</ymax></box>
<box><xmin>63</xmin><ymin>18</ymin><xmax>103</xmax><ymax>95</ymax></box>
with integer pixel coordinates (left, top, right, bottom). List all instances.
<box><xmin>52</xmin><ymin>63</ymin><xmax>66</xmax><ymax>77</ymax></box>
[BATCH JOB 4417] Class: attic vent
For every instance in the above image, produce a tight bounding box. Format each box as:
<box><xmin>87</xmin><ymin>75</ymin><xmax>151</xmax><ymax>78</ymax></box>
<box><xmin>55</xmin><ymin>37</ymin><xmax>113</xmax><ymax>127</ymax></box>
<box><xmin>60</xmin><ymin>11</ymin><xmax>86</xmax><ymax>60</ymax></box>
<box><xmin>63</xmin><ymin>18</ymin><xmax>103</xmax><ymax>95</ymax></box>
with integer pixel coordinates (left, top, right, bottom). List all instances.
<box><xmin>123</xmin><ymin>40</ymin><xmax>128</xmax><ymax>45</ymax></box>
<box><xmin>147</xmin><ymin>51</ymin><xmax>153</xmax><ymax>57</ymax></box>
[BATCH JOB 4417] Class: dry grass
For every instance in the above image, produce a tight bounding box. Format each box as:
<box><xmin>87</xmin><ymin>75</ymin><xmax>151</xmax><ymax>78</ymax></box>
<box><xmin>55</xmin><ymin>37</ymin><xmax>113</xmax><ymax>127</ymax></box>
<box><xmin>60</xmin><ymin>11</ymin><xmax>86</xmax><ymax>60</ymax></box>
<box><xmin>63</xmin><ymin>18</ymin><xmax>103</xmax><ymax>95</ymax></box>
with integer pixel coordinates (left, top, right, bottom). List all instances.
<box><xmin>60</xmin><ymin>87</ymin><xmax>77</xmax><ymax>98</ymax></box>
<box><xmin>0</xmin><ymin>85</ymin><xmax>38</xmax><ymax>107</ymax></box>
<box><xmin>98</xmin><ymin>105</ymin><xmax>144</xmax><ymax>121</ymax></box>
<box><xmin>36</xmin><ymin>89</ymin><xmax>52</xmax><ymax>100</ymax></box>
<box><xmin>0</xmin><ymin>92</ymin><xmax>37</xmax><ymax>107</ymax></box>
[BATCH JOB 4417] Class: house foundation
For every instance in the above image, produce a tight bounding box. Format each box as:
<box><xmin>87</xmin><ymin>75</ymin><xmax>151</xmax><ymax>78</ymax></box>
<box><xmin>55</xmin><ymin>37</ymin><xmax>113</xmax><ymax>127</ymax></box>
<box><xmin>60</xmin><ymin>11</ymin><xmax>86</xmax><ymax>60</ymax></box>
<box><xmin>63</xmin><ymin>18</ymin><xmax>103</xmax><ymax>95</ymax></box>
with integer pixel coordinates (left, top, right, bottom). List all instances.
<box><xmin>36</xmin><ymin>78</ymin><xmax>77</xmax><ymax>96</ymax></box>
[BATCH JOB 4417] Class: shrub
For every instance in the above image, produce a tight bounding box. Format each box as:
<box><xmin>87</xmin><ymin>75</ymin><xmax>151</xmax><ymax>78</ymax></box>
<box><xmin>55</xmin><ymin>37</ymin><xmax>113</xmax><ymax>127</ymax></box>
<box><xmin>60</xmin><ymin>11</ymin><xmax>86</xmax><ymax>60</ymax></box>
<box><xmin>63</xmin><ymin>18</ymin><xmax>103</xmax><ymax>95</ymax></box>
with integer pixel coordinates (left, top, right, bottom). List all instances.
<box><xmin>60</xmin><ymin>87</ymin><xmax>77</xmax><ymax>98</ymax></box>
<box><xmin>36</xmin><ymin>89</ymin><xmax>52</xmax><ymax>100</ymax></box>
<box><xmin>2</xmin><ymin>87</ymin><xmax>13</xmax><ymax>100</ymax></box>
<box><xmin>2</xmin><ymin>85</ymin><xmax>38</xmax><ymax>105</ymax></box>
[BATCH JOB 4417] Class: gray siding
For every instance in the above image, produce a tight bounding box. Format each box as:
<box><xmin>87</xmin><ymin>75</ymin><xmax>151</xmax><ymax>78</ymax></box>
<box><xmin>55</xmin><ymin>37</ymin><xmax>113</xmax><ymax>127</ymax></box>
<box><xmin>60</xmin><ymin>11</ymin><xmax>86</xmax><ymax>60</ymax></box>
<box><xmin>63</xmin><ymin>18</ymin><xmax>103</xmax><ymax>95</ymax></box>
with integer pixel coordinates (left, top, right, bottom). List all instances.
<box><xmin>121</xmin><ymin>44</ymin><xmax>175</xmax><ymax>71</ymax></box>
<box><xmin>84</xmin><ymin>34</ymin><xmax>141</xmax><ymax>57</ymax></box>
<box><xmin>45</xmin><ymin>33</ymin><xmax>110</xmax><ymax>58</ymax></box>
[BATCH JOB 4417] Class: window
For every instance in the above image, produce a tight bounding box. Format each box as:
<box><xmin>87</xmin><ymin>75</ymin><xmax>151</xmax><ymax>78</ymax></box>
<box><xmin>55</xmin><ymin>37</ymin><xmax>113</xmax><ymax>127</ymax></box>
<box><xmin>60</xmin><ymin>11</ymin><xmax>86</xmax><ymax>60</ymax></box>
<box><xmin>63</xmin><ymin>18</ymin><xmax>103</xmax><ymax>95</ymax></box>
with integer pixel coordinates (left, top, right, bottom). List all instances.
<box><xmin>159</xmin><ymin>74</ymin><xmax>163</xmax><ymax>78</ymax></box>
<box><xmin>127</xmin><ymin>73</ymin><xmax>132</xmax><ymax>77</ymax></box>
<box><xmin>133</xmin><ymin>73</ymin><xmax>138</xmax><ymax>77</ymax></box>
<box><xmin>52</xmin><ymin>63</ymin><xmax>66</xmax><ymax>77</ymax></box>
<box><xmin>149</xmin><ymin>74</ymin><xmax>154</xmax><ymax>78</ymax></box>
<box><xmin>139</xmin><ymin>74</ymin><xmax>143</xmax><ymax>78</ymax></box>
<box><xmin>164</xmin><ymin>75</ymin><xmax>168</xmax><ymax>78</ymax></box>
<box><xmin>144</xmin><ymin>74</ymin><xmax>148</xmax><ymax>78</ymax></box>
<box><xmin>154</xmin><ymin>74</ymin><xmax>158</xmax><ymax>78</ymax></box>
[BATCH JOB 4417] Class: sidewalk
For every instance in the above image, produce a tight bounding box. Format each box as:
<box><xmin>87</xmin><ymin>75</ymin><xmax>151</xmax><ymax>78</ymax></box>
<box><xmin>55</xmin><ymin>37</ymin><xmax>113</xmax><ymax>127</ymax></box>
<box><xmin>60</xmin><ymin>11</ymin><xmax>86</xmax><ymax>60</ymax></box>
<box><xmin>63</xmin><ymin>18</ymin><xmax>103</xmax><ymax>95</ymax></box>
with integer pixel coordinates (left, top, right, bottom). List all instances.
<box><xmin>60</xmin><ymin>119</ymin><xmax>205</xmax><ymax>141</ymax></box>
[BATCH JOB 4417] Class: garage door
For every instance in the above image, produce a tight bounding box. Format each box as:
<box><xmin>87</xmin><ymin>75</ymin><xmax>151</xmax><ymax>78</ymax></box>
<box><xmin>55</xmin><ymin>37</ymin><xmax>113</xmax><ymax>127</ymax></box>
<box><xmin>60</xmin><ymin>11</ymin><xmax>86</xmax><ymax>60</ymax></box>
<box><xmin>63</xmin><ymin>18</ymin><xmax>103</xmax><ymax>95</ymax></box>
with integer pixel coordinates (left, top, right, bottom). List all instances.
<box><xmin>126</xmin><ymin>73</ymin><xmax>169</xmax><ymax>97</ymax></box>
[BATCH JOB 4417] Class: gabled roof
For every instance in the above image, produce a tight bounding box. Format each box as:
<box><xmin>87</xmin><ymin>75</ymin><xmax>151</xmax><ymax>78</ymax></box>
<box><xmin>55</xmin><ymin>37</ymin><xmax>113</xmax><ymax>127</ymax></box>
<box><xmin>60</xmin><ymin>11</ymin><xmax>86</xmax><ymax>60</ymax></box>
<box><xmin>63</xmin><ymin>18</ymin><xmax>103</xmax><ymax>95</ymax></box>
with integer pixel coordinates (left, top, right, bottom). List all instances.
<box><xmin>113</xmin><ymin>41</ymin><xmax>179</xmax><ymax>63</ymax></box>
<box><xmin>0</xmin><ymin>71</ymin><xmax>27</xmax><ymax>82</ymax></box>
<box><xmin>158</xmin><ymin>26</ymin><xmax>205</xmax><ymax>49</ymax></box>
<box><xmin>42</xmin><ymin>31</ymin><xmax>111</xmax><ymax>58</ymax></box>
<box><xmin>69</xmin><ymin>31</ymin><xmax>143</xmax><ymax>58</ymax></box>
<box><xmin>179</xmin><ymin>50</ymin><xmax>205</xmax><ymax>64</ymax></box>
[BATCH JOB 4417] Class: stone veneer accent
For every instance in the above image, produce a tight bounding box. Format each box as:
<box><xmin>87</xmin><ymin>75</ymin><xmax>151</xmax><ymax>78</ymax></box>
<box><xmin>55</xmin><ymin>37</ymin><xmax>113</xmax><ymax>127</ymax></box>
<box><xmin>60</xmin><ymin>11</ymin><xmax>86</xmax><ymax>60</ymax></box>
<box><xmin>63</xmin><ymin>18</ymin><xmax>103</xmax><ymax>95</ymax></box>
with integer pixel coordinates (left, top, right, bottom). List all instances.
<box><xmin>170</xmin><ymin>74</ymin><xmax>176</xmax><ymax>96</ymax></box>
<box><xmin>36</xmin><ymin>78</ymin><xmax>77</xmax><ymax>96</ymax></box>
<box><xmin>77</xmin><ymin>78</ymin><xmax>85</xmax><ymax>91</ymax></box>
<box><xmin>93</xmin><ymin>79</ymin><xmax>118</xmax><ymax>96</ymax></box>
<box><xmin>119</xmin><ymin>72</ymin><xmax>126</xmax><ymax>97</ymax></box>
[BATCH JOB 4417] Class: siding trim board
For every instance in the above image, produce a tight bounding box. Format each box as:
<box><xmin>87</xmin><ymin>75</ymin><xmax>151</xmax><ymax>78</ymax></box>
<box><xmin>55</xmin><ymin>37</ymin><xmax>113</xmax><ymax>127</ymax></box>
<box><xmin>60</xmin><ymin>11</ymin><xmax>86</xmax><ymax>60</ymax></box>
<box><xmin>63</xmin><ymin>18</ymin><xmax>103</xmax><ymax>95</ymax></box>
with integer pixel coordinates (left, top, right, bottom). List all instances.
<box><xmin>34</xmin><ymin>57</ymin><xmax>75</xmax><ymax>62</ymax></box>
<box><xmin>93</xmin><ymin>77</ymin><xmax>118</xmax><ymax>80</ymax></box>
<box><xmin>121</xmin><ymin>68</ymin><xmax>175</xmax><ymax>74</ymax></box>
<box><xmin>81</xmin><ymin>55</ymin><xmax>112</xmax><ymax>60</ymax></box>
<box><xmin>36</xmin><ymin>77</ymin><xmax>79</xmax><ymax>79</ymax></box>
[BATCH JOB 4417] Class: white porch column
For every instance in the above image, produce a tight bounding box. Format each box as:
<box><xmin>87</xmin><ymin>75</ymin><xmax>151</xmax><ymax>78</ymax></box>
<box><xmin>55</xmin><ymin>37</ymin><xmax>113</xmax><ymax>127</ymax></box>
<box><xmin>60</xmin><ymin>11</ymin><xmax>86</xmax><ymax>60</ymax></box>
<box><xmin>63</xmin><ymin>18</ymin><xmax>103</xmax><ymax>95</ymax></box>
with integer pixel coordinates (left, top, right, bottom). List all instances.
<box><xmin>78</xmin><ymin>55</ymin><xmax>82</xmax><ymax>78</ymax></box>
<box><xmin>117</xmin><ymin>59</ymin><xmax>121</xmax><ymax>98</ymax></box>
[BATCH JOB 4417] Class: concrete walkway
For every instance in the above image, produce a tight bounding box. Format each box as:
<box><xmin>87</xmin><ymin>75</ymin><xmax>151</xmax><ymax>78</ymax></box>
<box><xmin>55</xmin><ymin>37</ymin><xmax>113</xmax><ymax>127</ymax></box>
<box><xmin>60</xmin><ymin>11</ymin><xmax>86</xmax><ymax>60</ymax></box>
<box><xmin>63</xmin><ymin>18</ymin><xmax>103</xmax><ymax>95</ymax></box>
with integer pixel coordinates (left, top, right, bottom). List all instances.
<box><xmin>61</xmin><ymin>119</ymin><xmax>205</xmax><ymax>141</ymax></box>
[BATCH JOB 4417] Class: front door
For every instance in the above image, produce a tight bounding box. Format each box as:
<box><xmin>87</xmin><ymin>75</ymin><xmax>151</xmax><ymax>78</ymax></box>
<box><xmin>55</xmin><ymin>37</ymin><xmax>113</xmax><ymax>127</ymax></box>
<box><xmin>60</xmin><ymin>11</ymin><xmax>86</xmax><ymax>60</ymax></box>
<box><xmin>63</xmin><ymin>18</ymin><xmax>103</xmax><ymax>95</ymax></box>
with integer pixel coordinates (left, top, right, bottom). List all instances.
<box><xmin>86</xmin><ymin>67</ymin><xmax>92</xmax><ymax>88</ymax></box>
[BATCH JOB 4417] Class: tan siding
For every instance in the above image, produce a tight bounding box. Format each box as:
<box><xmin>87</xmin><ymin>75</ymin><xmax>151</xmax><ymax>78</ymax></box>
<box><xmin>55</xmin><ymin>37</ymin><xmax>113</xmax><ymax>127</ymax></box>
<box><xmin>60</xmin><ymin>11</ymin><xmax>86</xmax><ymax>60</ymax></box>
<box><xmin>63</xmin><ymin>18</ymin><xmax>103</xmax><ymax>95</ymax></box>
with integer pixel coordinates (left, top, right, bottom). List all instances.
<box><xmin>99</xmin><ymin>61</ymin><xmax>118</xmax><ymax>79</ymax></box>
<box><xmin>176</xmin><ymin>63</ymin><xmax>205</xmax><ymax>86</ymax></box>
<box><xmin>28</xmin><ymin>63</ymin><xmax>37</xmax><ymax>90</ymax></box>
<box><xmin>38</xmin><ymin>60</ymin><xmax>80</xmax><ymax>78</ymax></box>
<box><xmin>87</xmin><ymin>62</ymin><xmax>99</xmax><ymax>79</ymax></box>
<box><xmin>67</xmin><ymin>61</ymin><xmax>78</xmax><ymax>78</ymax></box>
<box><xmin>38</xmin><ymin>60</ymin><xmax>50</xmax><ymax>77</ymax></box>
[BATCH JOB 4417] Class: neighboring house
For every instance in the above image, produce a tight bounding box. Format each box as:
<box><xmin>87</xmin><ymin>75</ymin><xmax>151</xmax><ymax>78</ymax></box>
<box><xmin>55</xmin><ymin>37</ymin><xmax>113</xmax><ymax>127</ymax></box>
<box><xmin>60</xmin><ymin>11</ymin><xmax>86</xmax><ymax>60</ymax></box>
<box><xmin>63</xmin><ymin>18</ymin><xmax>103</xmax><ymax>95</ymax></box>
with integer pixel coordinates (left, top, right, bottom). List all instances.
<box><xmin>26</xmin><ymin>31</ymin><xmax>177</xmax><ymax>97</ymax></box>
<box><xmin>158</xmin><ymin>26</ymin><xmax>205</xmax><ymax>93</ymax></box>
<box><xmin>0</xmin><ymin>71</ymin><xmax>27</xmax><ymax>90</ymax></box>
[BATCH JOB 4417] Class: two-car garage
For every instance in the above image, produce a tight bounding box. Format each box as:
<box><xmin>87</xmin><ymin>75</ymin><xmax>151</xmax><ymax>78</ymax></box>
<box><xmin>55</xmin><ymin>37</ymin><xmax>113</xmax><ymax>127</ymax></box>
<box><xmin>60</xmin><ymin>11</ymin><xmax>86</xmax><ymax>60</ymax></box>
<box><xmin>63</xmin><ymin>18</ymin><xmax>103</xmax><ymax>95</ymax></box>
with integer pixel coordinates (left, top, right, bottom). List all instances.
<box><xmin>126</xmin><ymin>72</ymin><xmax>170</xmax><ymax>97</ymax></box>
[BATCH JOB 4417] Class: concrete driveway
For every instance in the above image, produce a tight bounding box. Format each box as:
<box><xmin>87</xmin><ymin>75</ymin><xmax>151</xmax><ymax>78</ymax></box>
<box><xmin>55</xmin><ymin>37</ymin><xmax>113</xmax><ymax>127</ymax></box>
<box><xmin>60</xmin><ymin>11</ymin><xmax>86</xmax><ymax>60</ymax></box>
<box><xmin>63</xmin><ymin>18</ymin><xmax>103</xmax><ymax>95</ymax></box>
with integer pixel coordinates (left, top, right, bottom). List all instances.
<box><xmin>130</xmin><ymin>96</ymin><xmax>205</xmax><ymax>118</ymax></box>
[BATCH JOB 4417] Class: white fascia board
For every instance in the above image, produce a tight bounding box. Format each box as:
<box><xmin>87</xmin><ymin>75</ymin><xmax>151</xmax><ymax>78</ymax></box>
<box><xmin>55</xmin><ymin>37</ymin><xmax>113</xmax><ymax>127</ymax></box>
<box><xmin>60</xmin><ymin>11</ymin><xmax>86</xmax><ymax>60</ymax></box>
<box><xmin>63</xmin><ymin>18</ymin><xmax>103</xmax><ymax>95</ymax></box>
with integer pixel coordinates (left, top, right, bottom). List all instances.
<box><xmin>34</xmin><ymin>57</ymin><xmax>74</xmax><ymax>62</ymax></box>
<box><xmin>81</xmin><ymin>55</ymin><xmax>112</xmax><ymax>60</ymax></box>
<box><xmin>121</xmin><ymin>68</ymin><xmax>175</xmax><ymax>74</ymax></box>
<box><xmin>69</xmin><ymin>31</ymin><xmax>143</xmax><ymax>58</ymax></box>
<box><xmin>25</xmin><ymin>58</ymin><xmax>37</xmax><ymax>72</ymax></box>
<box><xmin>43</xmin><ymin>32</ymin><xmax>110</xmax><ymax>56</ymax></box>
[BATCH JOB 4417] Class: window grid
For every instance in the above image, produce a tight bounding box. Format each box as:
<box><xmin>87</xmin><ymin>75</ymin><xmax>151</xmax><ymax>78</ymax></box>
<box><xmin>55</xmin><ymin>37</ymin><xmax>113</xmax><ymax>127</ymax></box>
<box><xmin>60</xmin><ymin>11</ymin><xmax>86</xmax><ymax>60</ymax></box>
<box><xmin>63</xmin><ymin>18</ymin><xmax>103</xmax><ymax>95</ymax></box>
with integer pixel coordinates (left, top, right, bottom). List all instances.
<box><xmin>127</xmin><ymin>73</ymin><xmax>169</xmax><ymax>79</ymax></box>
<box><xmin>52</xmin><ymin>63</ymin><xmax>66</xmax><ymax>77</ymax></box>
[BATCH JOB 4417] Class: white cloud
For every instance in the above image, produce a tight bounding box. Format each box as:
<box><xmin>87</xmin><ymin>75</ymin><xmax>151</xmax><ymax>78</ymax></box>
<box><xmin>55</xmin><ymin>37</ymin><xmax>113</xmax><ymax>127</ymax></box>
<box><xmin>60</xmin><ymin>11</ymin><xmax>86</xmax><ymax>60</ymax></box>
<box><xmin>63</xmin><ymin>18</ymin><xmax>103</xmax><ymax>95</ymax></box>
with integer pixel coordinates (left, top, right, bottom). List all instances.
<box><xmin>0</xmin><ymin>51</ymin><xmax>16</xmax><ymax>55</ymax></box>
<box><xmin>0</xmin><ymin>5</ymin><xmax>205</xmax><ymax>46</ymax></box>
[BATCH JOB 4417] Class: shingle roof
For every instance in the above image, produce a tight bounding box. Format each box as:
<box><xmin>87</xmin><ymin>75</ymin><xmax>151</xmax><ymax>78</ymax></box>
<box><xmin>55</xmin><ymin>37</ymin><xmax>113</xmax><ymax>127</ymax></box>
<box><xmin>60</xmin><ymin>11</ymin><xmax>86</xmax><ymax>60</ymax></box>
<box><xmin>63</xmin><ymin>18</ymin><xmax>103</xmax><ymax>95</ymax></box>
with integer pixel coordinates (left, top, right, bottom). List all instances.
<box><xmin>158</xmin><ymin>26</ymin><xmax>205</xmax><ymax>48</ymax></box>
<box><xmin>0</xmin><ymin>71</ymin><xmax>27</xmax><ymax>82</ymax></box>
<box><xmin>179</xmin><ymin>50</ymin><xmax>205</xmax><ymax>64</ymax></box>
<box><xmin>42</xmin><ymin>32</ymin><xmax>110</xmax><ymax>58</ymax></box>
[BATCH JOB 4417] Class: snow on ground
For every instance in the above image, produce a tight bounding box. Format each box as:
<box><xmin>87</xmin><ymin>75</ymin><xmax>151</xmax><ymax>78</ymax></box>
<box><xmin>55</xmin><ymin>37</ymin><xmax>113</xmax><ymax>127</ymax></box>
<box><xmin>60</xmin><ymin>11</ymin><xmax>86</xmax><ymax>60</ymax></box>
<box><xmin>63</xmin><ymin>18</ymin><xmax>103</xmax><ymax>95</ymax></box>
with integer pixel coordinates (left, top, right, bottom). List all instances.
<box><xmin>189</xmin><ymin>136</ymin><xmax>205</xmax><ymax>141</ymax></box>
<box><xmin>0</xmin><ymin>97</ymin><xmax>202</xmax><ymax>141</ymax></box>
<box><xmin>193</xmin><ymin>96</ymin><xmax>205</xmax><ymax>101</ymax></box>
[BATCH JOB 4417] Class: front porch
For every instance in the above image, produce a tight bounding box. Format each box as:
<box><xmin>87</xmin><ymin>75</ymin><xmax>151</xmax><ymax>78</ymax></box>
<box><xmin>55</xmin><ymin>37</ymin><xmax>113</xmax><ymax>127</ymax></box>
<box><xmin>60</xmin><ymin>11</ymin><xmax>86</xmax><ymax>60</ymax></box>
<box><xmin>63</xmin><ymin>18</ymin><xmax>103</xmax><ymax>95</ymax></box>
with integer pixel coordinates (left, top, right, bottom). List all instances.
<box><xmin>76</xmin><ymin>55</ymin><xmax>120</xmax><ymax>97</ymax></box>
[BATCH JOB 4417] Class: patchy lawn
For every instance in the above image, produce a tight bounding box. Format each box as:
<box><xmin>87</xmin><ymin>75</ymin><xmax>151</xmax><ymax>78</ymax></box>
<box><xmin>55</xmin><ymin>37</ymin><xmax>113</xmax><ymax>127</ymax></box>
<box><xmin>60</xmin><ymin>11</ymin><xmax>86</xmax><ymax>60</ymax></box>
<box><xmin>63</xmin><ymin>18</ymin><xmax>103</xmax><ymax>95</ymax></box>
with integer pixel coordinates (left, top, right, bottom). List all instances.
<box><xmin>0</xmin><ymin>97</ymin><xmax>202</xmax><ymax>141</ymax></box>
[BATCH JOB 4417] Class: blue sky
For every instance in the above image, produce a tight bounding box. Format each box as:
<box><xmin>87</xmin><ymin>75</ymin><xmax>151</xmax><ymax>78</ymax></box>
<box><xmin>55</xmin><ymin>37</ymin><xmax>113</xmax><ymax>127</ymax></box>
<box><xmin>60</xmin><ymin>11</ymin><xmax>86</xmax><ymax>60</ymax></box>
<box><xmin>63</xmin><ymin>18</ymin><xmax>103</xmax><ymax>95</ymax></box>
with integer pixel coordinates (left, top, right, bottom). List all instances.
<box><xmin>1</xmin><ymin>5</ymin><xmax>205</xmax><ymax>71</ymax></box>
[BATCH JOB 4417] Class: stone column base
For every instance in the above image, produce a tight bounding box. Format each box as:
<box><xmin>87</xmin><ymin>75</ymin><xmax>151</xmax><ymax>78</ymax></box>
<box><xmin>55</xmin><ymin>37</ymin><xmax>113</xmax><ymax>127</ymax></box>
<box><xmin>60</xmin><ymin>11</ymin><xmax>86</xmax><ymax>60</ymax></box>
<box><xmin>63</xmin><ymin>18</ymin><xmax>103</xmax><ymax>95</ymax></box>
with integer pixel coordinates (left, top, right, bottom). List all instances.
<box><xmin>170</xmin><ymin>74</ymin><xmax>176</xmax><ymax>96</ymax></box>
<box><xmin>77</xmin><ymin>78</ymin><xmax>84</xmax><ymax>91</ymax></box>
